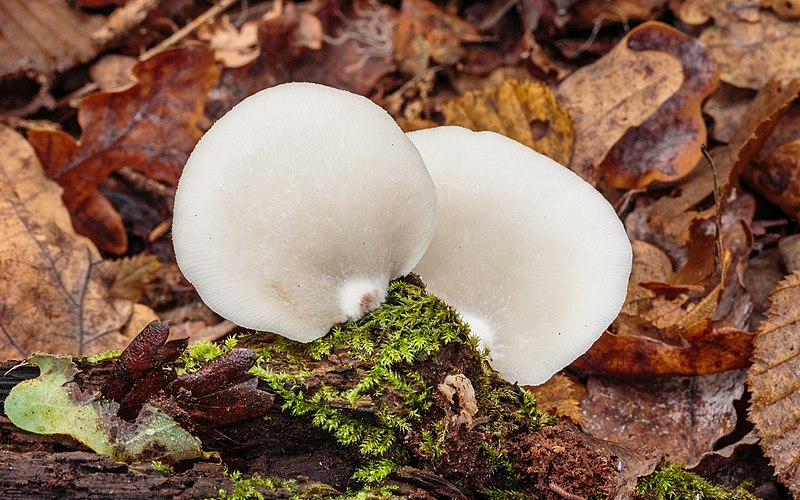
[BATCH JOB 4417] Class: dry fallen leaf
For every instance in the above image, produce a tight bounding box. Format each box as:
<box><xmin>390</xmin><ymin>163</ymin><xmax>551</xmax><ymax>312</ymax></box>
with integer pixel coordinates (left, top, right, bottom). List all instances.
<box><xmin>556</xmin><ymin>25</ymin><xmax>683</xmax><ymax>183</ymax></box>
<box><xmin>393</xmin><ymin>0</ymin><xmax>482</xmax><ymax>77</ymax></box>
<box><xmin>216</xmin><ymin>0</ymin><xmax>395</xmax><ymax>115</ymax></box>
<box><xmin>704</xmin><ymin>84</ymin><xmax>755</xmax><ymax>144</ymax></box>
<box><xmin>599</xmin><ymin>22</ymin><xmax>719</xmax><ymax>189</ymax></box>
<box><xmin>582</xmin><ymin>370</ymin><xmax>746</xmax><ymax>467</ymax></box>
<box><xmin>748</xmin><ymin>139</ymin><xmax>800</xmax><ymax>219</ymax></box>
<box><xmin>442</xmin><ymin>79</ymin><xmax>575</xmax><ymax>165</ymax></box>
<box><xmin>699</xmin><ymin>4</ymin><xmax>800</xmax><ymax>89</ymax></box>
<box><xmin>574</xmin><ymin>319</ymin><xmax>754</xmax><ymax>376</ymax></box>
<box><xmin>646</xmin><ymin>79</ymin><xmax>800</xmax><ymax>245</ymax></box>
<box><xmin>109</xmin><ymin>255</ymin><xmax>162</xmax><ymax>302</ymax></box>
<box><xmin>89</xmin><ymin>54</ymin><xmax>137</xmax><ymax>92</ymax></box>
<box><xmin>0</xmin><ymin>125</ymin><xmax>153</xmax><ymax>358</ymax></box>
<box><xmin>197</xmin><ymin>15</ymin><xmax>260</xmax><ymax>68</ymax></box>
<box><xmin>28</xmin><ymin>44</ymin><xmax>218</xmax><ymax>254</ymax></box>
<box><xmin>0</xmin><ymin>0</ymin><xmax>105</xmax><ymax>78</ymax></box>
<box><xmin>524</xmin><ymin>375</ymin><xmax>586</xmax><ymax>425</ymax></box>
<box><xmin>747</xmin><ymin>271</ymin><xmax>800</xmax><ymax>496</ymax></box>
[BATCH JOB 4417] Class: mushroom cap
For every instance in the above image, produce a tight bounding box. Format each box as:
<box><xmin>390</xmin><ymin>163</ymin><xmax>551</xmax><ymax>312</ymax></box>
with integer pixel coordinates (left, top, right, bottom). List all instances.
<box><xmin>407</xmin><ymin>126</ymin><xmax>632</xmax><ymax>385</ymax></box>
<box><xmin>173</xmin><ymin>83</ymin><xmax>437</xmax><ymax>342</ymax></box>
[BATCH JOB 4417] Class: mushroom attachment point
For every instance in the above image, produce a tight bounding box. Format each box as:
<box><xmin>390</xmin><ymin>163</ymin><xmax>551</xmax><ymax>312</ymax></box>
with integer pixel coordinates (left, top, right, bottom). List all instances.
<box><xmin>407</xmin><ymin>126</ymin><xmax>632</xmax><ymax>385</ymax></box>
<box><xmin>173</xmin><ymin>83</ymin><xmax>437</xmax><ymax>342</ymax></box>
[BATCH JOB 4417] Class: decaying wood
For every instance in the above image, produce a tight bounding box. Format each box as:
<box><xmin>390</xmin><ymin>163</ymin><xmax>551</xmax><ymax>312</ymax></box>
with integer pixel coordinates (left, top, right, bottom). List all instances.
<box><xmin>0</xmin><ymin>328</ymin><xmax>661</xmax><ymax>499</ymax></box>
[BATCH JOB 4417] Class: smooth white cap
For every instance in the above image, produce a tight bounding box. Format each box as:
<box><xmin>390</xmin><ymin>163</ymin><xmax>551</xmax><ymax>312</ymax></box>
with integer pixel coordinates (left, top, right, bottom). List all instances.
<box><xmin>408</xmin><ymin>127</ymin><xmax>632</xmax><ymax>385</ymax></box>
<box><xmin>173</xmin><ymin>83</ymin><xmax>437</xmax><ymax>342</ymax></box>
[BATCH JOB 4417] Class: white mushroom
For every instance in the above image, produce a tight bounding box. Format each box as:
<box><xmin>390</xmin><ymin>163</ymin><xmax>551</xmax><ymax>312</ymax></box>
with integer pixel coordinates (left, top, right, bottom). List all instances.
<box><xmin>407</xmin><ymin>126</ymin><xmax>632</xmax><ymax>385</ymax></box>
<box><xmin>173</xmin><ymin>82</ymin><xmax>437</xmax><ymax>342</ymax></box>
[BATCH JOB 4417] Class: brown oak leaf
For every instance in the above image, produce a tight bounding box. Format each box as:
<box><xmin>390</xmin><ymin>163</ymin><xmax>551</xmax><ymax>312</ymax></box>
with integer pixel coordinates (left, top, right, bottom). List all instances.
<box><xmin>28</xmin><ymin>43</ymin><xmax>219</xmax><ymax>254</ymax></box>
<box><xmin>599</xmin><ymin>22</ymin><xmax>719</xmax><ymax>189</ymax></box>
<box><xmin>556</xmin><ymin>24</ymin><xmax>683</xmax><ymax>184</ymax></box>
<box><xmin>0</xmin><ymin>125</ymin><xmax>153</xmax><ymax>358</ymax></box>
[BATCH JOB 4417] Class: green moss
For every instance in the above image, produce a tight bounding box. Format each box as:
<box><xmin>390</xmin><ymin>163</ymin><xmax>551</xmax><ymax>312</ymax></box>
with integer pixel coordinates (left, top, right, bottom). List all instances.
<box><xmin>86</xmin><ymin>349</ymin><xmax>123</xmax><ymax>363</ymax></box>
<box><xmin>251</xmin><ymin>278</ymin><xmax>472</xmax><ymax>480</ymax></box>
<box><xmin>151</xmin><ymin>460</ymin><xmax>174</xmax><ymax>476</ymax></box>
<box><xmin>636</xmin><ymin>462</ymin><xmax>757</xmax><ymax>500</ymax></box>
<box><xmin>246</xmin><ymin>277</ymin><xmax>553</xmax><ymax>491</ymax></box>
<box><xmin>178</xmin><ymin>336</ymin><xmax>239</xmax><ymax>375</ymax></box>
<box><xmin>217</xmin><ymin>467</ymin><xmax>301</xmax><ymax>500</ymax></box>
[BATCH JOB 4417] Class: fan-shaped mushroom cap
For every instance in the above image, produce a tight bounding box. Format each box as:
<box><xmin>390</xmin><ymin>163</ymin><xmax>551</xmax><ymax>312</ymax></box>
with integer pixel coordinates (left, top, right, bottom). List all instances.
<box><xmin>407</xmin><ymin>126</ymin><xmax>632</xmax><ymax>385</ymax></box>
<box><xmin>173</xmin><ymin>83</ymin><xmax>437</xmax><ymax>342</ymax></box>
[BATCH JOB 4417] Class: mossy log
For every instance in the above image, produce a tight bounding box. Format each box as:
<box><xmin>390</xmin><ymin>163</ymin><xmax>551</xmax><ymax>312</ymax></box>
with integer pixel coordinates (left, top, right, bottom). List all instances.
<box><xmin>0</xmin><ymin>276</ymin><xmax>661</xmax><ymax>499</ymax></box>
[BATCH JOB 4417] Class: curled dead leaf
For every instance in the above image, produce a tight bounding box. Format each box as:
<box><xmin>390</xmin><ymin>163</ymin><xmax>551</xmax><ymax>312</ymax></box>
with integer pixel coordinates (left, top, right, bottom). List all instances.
<box><xmin>747</xmin><ymin>271</ymin><xmax>800</xmax><ymax>496</ymax></box>
<box><xmin>599</xmin><ymin>22</ymin><xmax>719</xmax><ymax>189</ymax></box>
<box><xmin>748</xmin><ymin>139</ymin><xmax>800</xmax><ymax>219</ymax></box>
<box><xmin>556</xmin><ymin>25</ymin><xmax>683</xmax><ymax>183</ymax></box>
<box><xmin>197</xmin><ymin>15</ymin><xmax>260</xmax><ymax>68</ymax></box>
<box><xmin>28</xmin><ymin>44</ymin><xmax>218</xmax><ymax>254</ymax></box>
<box><xmin>103</xmin><ymin>321</ymin><xmax>274</xmax><ymax>430</ymax></box>
<box><xmin>646</xmin><ymin>79</ymin><xmax>800</xmax><ymax>245</ymax></box>
<box><xmin>442</xmin><ymin>79</ymin><xmax>574</xmax><ymax>165</ymax></box>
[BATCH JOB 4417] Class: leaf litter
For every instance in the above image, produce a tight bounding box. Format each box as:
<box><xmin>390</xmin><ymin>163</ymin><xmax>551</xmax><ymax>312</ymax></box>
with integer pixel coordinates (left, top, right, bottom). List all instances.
<box><xmin>4</xmin><ymin>0</ymin><xmax>800</xmax><ymax>495</ymax></box>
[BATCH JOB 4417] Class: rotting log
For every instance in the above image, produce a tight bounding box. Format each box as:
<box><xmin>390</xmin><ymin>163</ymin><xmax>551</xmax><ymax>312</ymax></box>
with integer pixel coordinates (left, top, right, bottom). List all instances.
<box><xmin>0</xmin><ymin>277</ymin><xmax>662</xmax><ymax>499</ymax></box>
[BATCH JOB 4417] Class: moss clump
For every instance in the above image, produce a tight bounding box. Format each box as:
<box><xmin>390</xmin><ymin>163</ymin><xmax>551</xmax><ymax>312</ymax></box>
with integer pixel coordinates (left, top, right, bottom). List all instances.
<box><xmin>216</xmin><ymin>467</ymin><xmax>394</xmax><ymax>500</ymax></box>
<box><xmin>86</xmin><ymin>349</ymin><xmax>123</xmax><ymax>363</ymax></box>
<box><xmin>151</xmin><ymin>460</ymin><xmax>174</xmax><ymax>476</ymax></box>
<box><xmin>217</xmin><ymin>467</ymin><xmax>301</xmax><ymax>499</ymax></box>
<box><xmin>248</xmin><ymin>276</ymin><xmax>554</xmax><ymax>488</ymax></box>
<box><xmin>178</xmin><ymin>336</ymin><xmax>239</xmax><ymax>375</ymax></box>
<box><xmin>636</xmin><ymin>462</ymin><xmax>758</xmax><ymax>500</ymax></box>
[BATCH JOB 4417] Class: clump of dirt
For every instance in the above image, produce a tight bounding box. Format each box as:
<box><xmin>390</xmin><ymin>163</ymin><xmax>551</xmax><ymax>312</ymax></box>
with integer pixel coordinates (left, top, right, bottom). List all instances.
<box><xmin>509</xmin><ymin>423</ymin><xmax>616</xmax><ymax>499</ymax></box>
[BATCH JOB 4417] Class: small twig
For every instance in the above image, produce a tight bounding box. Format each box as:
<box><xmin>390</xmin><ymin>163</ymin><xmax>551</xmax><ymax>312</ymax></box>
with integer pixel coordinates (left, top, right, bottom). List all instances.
<box><xmin>139</xmin><ymin>0</ymin><xmax>239</xmax><ymax>60</ymax></box>
<box><xmin>549</xmin><ymin>482</ymin><xmax>587</xmax><ymax>500</ymax></box>
<box><xmin>701</xmin><ymin>144</ymin><xmax>724</xmax><ymax>274</ymax></box>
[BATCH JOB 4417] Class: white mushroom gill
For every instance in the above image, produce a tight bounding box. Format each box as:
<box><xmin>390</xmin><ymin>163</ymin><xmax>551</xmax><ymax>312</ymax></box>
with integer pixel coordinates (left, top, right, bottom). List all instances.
<box><xmin>173</xmin><ymin>83</ymin><xmax>437</xmax><ymax>342</ymax></box>
<box><xmin>407</xmin><ymin>126</ymin><xmax>632</xmax><ymax>385</ymax></box>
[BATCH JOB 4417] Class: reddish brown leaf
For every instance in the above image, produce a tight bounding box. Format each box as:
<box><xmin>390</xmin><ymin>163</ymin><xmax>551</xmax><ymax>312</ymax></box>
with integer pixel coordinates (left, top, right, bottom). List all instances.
<box><xmin>160</xmin><ymin>348</ymin><xmax>273</xmax><ymax>428</ymax></box>
<box><xmin>102</xmin><ymin>321</ymin><xmax>273</xmax><ymax>430</ymax></box>
<box><xmin>28</xmin><ymin>44</ymin><xmax>219</xmax><ymax>254</ymax></box>
<box><xmin>582</xmin><ymin>370</ymin><xmax>746</xmax><ymax>466</ymax></box>
<box><xmin>599</xmin><ymin>22</ymin><xmax>719</xmax><ymax>189</ymax></box>
<box><xmin>573</xmin><ymin>320</ymin><xmax>753</xmax><ymax>376</ymax></box>
<box><xmin>101</xmin><ymin>320</ymin><xmax>187</xmax><ymax>419</ymax></box>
